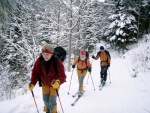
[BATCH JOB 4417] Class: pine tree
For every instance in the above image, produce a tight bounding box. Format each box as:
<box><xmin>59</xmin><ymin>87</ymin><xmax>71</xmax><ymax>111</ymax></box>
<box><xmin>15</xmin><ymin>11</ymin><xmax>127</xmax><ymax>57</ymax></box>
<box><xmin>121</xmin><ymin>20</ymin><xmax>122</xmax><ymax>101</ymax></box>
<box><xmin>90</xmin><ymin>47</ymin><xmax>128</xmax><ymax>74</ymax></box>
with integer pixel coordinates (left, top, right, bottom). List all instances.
<box><xmin>103</xmin><ymin>0</ymin><xmax>138</xmax><ymax>52</ymax></box>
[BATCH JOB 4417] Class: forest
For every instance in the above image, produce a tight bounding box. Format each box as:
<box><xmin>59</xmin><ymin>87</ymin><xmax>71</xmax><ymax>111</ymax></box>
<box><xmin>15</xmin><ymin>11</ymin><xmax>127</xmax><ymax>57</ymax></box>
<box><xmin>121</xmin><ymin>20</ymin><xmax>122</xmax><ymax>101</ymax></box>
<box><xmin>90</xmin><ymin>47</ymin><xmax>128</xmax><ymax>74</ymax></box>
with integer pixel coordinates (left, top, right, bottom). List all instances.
<box><xmin>0</xmin><ymin>0</ymin><xmax>150</xmax><ymax>101</ymax></box>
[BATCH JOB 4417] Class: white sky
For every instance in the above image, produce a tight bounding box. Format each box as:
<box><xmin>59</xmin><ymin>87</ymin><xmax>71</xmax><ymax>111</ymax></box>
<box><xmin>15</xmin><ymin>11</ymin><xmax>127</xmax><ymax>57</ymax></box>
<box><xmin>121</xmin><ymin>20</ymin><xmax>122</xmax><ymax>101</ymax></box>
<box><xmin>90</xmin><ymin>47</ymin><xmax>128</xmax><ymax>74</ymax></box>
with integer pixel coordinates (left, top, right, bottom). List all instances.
<box><xmin>0</xmin><ymin>43</ymin><xmax>150</xmax><ymax>113</ymax></box>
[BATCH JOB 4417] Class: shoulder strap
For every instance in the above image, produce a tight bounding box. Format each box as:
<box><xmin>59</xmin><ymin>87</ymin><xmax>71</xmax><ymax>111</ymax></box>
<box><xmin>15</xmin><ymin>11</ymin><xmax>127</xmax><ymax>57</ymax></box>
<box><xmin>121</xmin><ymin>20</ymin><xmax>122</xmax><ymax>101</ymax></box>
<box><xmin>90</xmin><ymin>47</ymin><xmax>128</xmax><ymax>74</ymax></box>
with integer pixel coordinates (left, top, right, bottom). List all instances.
<box><xmin>39</xmin><ymin>54</ymin><xmax>44</xmax><ymax>87</ymax></box>
<box><xmin>85</xmin><ymin>58</ymin><xmax>88</xmax><ymax>65</ymax></box>
<box><xmin>38</xmin><ymin>55</ymin><xmax>58</xmax><ymax>87</ymax></box>
<box><xmin>78</xmin><ymin>56</ymin><xmax>80</xmax><ymax>62</ymax></box>
<box><xmin>39</xmin><ymin>55</ymin><xmax>44</xmax><ymax>68</ymax></box>
<box><xmin>53</xmin><ymin>55</ymin><xmax>58</xmax><ymax>76</ymax></box>
<box><xmin>40</xmin><ymin>55</ymin><xmax>58</xmax><ymax>76</ymax></box>
<box><xmin>97</xmin><ymin>51</ymin><xmax>101</xmax><ymax>56</ymax></box>
<box><xmin>78</xmin><ymin>56</ymin><xmax>88</xmax><ymax>65</ymax></box>
<box><xmin>104</xmin><ymin>50</ymin><xmax>111</xmax><ymax>58</ymax></box>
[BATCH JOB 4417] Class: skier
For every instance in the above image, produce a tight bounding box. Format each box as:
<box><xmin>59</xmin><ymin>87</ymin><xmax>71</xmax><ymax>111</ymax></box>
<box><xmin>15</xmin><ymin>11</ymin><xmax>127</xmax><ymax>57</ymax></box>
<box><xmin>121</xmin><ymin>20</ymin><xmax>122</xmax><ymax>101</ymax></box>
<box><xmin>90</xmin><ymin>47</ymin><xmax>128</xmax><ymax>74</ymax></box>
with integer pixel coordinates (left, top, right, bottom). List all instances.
<box><xmin>72</xmin><ymin>49</ymin><xmax>91</xmax><ymax>97</ymax></box>
<box><xmin>92</xmin><ymin>46</ymin><xmax>111</xmax><ymax>86</ymax></box>
<box><xmin>28</xmin><ymin>43</ymin><xmax>66</xmax><ymax>113</ymax></box>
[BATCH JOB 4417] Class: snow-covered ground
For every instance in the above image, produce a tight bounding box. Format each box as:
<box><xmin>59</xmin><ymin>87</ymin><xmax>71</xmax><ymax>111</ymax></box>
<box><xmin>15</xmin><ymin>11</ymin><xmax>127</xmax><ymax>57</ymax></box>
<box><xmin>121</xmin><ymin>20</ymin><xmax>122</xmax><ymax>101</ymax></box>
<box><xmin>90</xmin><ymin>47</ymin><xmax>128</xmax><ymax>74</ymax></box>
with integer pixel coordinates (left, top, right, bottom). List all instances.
<box><xmin>0</xmin><ymin>44</ymin><xmax>150</xmax><ymax>113</ymax></box>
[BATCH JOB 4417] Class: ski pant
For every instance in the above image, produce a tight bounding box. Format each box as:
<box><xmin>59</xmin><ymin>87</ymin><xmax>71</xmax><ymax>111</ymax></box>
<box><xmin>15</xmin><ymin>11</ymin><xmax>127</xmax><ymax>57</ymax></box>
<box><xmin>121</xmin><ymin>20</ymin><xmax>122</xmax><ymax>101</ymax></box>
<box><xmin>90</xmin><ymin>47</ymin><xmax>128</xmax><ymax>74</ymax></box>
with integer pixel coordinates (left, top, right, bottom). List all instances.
<box><xmin>77</xmin><ymin>69</ymin><xmax>87</xmax><ymax>92</ymax></box>
<box><xmin>42</xmin><ymin>85</ymin><xmax>58</xmax><ymax>113</ymax></box>
<box><xmin>100</xmin><ymin>66</ymin><xmax>108</xmax><ymax>81</ymax></box>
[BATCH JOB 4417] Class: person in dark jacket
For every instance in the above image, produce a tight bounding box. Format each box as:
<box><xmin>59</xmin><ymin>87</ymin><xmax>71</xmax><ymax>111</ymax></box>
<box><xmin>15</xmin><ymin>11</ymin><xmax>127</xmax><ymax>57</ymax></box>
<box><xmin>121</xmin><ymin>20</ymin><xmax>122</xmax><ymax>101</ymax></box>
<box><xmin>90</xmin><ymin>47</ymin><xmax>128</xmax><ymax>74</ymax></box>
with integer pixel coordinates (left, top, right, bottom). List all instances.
<box><xmin>28</xmin><ymin>43</ymin><xmax>66</xmax><ymax>113</ymax></box>
<box><xmin>92</xmin><ymin>46</ymin><xmax>111</xmax><ymax>86</ymax></box>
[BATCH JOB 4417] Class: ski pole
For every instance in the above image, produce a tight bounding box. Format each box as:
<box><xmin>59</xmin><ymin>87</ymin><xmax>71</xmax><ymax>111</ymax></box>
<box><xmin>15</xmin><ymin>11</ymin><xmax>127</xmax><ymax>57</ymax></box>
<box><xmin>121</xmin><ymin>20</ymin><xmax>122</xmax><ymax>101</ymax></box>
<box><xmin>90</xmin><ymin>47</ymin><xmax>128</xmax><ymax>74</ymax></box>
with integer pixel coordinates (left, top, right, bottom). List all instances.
<box><xmin>87</xmin><ymin>59</ymin><xmax>93</xmax><ymax>84</ymax></box>
<box><xmin>86</xmin><ymin>73</ymin><xmax>90</xmax><ymax>84</ymax></box>
<box><xmin>89</xmin><ymin>72</ymin><xmax>95</xmax><ymax>91</ymax></box>
<box><xmin>56</xmin><ymin>89</ymin><xmax>64</xmax><ymax>113</ymax></box>
<box><xmin>31</xmin><ymin>90</ymin><xmax>39</xmax><ymax>113</ymax></box>
<box><xmin>67</xmin><ymin>69</ymin><xmax>74</xmax><ymax>95</ymax></box>
<box><xmin>108</xmin><ymin>68</ymin><xmax>111</xmax><ymax>83</ymax></box>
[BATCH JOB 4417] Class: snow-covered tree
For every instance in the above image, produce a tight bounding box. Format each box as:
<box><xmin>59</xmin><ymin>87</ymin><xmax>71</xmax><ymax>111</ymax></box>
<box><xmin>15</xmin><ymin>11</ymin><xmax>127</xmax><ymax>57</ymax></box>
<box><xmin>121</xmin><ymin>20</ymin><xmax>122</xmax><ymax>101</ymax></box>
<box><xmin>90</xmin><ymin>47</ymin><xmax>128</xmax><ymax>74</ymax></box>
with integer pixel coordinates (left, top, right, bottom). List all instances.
<box><xmin>81</xmin><ymin>0</ymin><xmax>115</xmax><ymax>52</ymax></box>
<box><xmin>0</xmin><ymin>1</ymin><xmax>40</xmax><ymax>100</ymax></box>
<box><xmin>139</xmin><ymin>0</ymin><xmax>150</xmax><ymax>35</ymax></box>
<box><xmin>103</xmin><ymin>0</ymin><xmax>138</xmax><ymax>53</ymax></box>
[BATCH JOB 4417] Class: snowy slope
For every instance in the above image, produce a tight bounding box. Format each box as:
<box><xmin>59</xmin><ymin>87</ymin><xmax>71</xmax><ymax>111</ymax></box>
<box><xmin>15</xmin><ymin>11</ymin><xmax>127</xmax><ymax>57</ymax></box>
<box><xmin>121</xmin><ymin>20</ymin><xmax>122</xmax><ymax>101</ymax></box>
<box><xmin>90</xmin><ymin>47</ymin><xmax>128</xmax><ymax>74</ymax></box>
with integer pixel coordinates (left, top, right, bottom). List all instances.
<box><xmin>0</xmin><ymin>48</ymin><xmax>150</xmax><ymax>113</ymax></box>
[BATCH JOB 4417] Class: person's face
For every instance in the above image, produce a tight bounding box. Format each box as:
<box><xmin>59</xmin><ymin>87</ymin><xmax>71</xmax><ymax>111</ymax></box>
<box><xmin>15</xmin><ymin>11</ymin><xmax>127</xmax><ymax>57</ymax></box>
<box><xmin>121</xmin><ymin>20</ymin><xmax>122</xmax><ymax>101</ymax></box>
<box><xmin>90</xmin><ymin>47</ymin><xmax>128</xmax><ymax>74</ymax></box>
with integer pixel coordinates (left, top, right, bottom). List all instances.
<box><xmin>80</xmin><ymin>54</ymin><xmax>86</xmax><ymax>60</ymax></box>
<box><xmin>42</xmin><ymin>53</ymin><xmax>53</xmax><ymax>61</ymax></box>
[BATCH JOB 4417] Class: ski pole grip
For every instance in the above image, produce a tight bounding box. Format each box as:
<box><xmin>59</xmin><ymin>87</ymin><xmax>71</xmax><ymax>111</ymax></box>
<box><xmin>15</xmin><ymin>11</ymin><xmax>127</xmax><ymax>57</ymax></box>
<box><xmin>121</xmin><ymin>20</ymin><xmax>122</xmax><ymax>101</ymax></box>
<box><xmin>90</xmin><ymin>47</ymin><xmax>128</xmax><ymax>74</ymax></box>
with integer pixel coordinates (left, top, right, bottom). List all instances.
<box><xmin>31</xmin><ymin>90</ymin><xmax>34</xmax><ymax>97</ymax></box>
<box><xmin>56</xmin><ymin>89</ymin><xmax>59</xmax><ymax>96</ymax></box>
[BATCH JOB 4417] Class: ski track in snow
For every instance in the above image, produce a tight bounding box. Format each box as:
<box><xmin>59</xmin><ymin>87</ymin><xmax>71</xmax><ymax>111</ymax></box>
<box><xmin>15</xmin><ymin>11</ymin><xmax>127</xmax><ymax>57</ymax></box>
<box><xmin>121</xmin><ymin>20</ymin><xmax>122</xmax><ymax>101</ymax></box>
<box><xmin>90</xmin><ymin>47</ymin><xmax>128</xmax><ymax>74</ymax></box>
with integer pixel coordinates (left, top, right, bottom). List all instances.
<box><xmin>0</xmin><ymin>49</ymin><xmax>150</xmax><ymax>113</ymax></box>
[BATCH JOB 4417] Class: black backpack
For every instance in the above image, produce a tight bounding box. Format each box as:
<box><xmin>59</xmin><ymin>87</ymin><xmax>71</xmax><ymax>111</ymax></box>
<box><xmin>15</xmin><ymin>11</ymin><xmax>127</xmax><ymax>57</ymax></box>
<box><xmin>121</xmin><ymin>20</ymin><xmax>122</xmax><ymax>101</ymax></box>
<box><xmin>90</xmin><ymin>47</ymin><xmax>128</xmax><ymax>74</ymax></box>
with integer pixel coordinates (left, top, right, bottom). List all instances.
<box><xmin>54</xmin><ymin>46</ymin><xmax>67</xmax><ymax>62</ymax></box>
<box><xmin>38</xmin><ymin>46</ymin><xmax>66</xmax><ymax>87</ymax></box>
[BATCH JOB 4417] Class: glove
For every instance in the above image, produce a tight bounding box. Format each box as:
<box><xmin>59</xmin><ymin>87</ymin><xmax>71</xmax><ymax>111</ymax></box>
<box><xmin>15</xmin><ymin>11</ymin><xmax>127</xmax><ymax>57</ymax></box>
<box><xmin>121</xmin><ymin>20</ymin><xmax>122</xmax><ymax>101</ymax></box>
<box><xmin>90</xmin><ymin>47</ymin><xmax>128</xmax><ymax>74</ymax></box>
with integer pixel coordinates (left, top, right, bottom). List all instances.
<box><xmin>92</xmin><ymin>55</ymin><xmax>95</xmax><ymax>59</ymax></box>
<box><xmin>107</xmin><ymin>63</ymin><xmax>110</xmax><ymax>67</ymax></box>
<box><xmin>72</xmin><ymin>65</ymin><xmax>75</xmax><ymax>68</ymax></box>
<box><xmin>28</xmin><ymin>83</ymin><xmax>34</xmax><ymax>91</ymax></box>
<box><xmin>51</xmin><ymin>80</ymin><xmax>60</xmax><ymax>89</ymax></box>
<box><xmin>88</xmin><ymin>67</ymin><xmax>92</xmax><ymax>73</ymax></box>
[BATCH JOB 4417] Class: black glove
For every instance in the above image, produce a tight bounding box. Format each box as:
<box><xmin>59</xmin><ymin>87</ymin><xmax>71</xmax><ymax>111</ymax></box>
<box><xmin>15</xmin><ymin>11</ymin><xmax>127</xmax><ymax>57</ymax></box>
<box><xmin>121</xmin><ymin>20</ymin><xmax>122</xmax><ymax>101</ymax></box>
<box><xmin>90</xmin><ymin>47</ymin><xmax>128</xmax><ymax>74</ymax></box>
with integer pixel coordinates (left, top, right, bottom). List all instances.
<box><xmin>92</xmin><ymin>55</ymin><xmax>95</xmax><ymax>59</ymax></box>
<box><xmin>88</xmin><ymin>67</ymin><xmax>91</xmax><ymax>73</ymax></box>
<box><xmin>72</xmin><ymin>65</ymin><xmax>75</xmax><ymax>68</ymax></box>
<box><xmin>107</xmin><ymin>64</ymin><xmax>110</xmax><ymax>67</ymax></box>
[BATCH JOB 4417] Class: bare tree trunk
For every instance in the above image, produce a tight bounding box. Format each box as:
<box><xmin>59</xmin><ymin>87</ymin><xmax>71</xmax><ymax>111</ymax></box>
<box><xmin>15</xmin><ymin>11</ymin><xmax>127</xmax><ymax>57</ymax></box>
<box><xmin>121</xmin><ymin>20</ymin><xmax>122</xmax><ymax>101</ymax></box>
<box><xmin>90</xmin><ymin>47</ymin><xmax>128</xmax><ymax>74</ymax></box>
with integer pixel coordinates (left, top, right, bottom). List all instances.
<box><xmin>76</xmin><ymin>8</ymin><xmax>81</xmax><ymax>56</ymax></box>
<box><xmin>67</xmin><ymin>0</ymin><xmax>73</xmax><ymax>72</ymax></box>
<box><xmin>149</xmin><ymin>20</ymin><xmax>150</xmax><ymax>34</ymax></box>
<box><xmin>56</xmin><ymin>8</ymin><xmax>60</xmax><ymax>45</ymax></box>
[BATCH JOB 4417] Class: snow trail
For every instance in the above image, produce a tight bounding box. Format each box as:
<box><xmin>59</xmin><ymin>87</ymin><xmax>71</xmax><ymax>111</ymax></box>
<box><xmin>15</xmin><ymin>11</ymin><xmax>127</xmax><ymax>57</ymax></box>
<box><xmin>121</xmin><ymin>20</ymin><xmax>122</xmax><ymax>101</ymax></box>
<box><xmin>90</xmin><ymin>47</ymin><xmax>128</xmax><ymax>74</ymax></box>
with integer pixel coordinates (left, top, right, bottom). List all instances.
<box><xmin>0</xmin><ymin>49</ymin><xmax>150</xmax><ymax>113</ymax></box>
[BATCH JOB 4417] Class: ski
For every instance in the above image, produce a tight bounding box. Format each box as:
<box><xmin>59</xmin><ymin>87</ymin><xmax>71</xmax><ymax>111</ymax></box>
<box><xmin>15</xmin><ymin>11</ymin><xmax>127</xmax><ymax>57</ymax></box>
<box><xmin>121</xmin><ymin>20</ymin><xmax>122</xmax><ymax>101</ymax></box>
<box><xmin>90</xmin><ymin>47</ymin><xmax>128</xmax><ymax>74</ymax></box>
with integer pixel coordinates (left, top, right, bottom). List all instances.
<box><xmin>99</xmin><ymin>85</ymin><xmax>104</xmax><ymax>90</ymax></box>
<box><xmin>99</xmin><ymin>83</ymin><xmax>106</xmax><ymax>90</ymax></box>
<box><xmin>71</xmin><ymin>91</ymin><xmax>85</xmax><ymax>106</ymax></box>
<box><xmin>72</xmin><ymin>86</ymin><xmax>86</xmax><ymax>98</ymax></box>
<box><xmin>72</xmin><ymin>92</ymin><xmax>79</xmax><ymax>98</ymax></box>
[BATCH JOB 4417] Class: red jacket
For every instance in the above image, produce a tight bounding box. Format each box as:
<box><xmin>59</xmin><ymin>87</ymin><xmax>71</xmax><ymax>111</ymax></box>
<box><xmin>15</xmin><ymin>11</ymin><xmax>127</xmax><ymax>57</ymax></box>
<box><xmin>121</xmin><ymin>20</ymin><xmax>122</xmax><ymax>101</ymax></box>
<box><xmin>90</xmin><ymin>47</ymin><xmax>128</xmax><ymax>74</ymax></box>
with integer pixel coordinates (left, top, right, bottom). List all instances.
<box><xmin>30</xmin><ymin>56</ymin><xmax>66</xmax><ymax>87</ymax></box>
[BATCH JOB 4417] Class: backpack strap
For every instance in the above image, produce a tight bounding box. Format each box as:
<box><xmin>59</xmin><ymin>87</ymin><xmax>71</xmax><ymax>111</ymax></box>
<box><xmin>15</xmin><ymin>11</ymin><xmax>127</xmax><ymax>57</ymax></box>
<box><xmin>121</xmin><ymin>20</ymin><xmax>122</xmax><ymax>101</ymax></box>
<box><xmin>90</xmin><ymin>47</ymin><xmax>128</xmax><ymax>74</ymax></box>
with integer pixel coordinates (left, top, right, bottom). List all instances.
<box><xmin>39</xmin><ymin>55</ymin><xmax>58</xmax><ymax>75</ymax></box>
<box><xmin>38</xmin><ymin>55</ymin><xmax>44</xmax><ymax>87</ymax></box>
<box><xmin>38</xmin><ymin>55</ymin><xmax>58</xmax><ymax>87</ymax></box>
<box><xmin>77</xmin><ymin>67</ymin><xmax>87</xmax><ymax>74</ymax></box>
<box><xmin>98</xmin><ymin>50</ymin><xmax>110</xmax><ymax>58</ymax></box>
<box><xmin>97</xmin><ymin>51</ymin><xmax>101</xmax><ymax>56</ymax></box>
<box><xmin>99</xmin><ymin>50</ymin><xmax>111</xmax><ymax>65</ymax></box>
<box><xmin>39</xmin><ymin>55</ymin><xmax>44</xmax><ymax>68</ymax></box>
<box><xmin>104</xmin><ymin>50</ymin><xmax>111</xmax><ymax>58</ymax></box>
<box><xmin>78</xmin><ymin>57</ymin><xmax>88</xmax><ymax>66</ymax></box>
<box><xmin>53</xmin><ymin>55</ymin><xmax>58</xmax><ymax>76</ymax></box>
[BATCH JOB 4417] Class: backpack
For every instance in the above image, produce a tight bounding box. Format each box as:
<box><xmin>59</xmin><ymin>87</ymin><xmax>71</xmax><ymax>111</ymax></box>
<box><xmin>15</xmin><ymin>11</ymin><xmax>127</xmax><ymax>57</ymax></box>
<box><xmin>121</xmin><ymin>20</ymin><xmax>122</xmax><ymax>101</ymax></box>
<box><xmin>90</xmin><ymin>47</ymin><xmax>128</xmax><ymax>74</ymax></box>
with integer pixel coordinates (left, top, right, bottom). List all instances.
<box><xmin>98</xmin><ymin>50</ymin><xmax>111</xmax><ymax>64</ymax></box>
<box><xmin>38</xmin><ymin>46</ymin><xmax>66</xmax><ymax>87</ymax></box>
<box><xmin>101</xmin><ymin>50</ymin><xmax>111</xmax><ymax>58</ymax></box>
<box><xmin>54</xmin><ymin>46</ymin><xmax>67</xmax><ymax>62</ymax></box>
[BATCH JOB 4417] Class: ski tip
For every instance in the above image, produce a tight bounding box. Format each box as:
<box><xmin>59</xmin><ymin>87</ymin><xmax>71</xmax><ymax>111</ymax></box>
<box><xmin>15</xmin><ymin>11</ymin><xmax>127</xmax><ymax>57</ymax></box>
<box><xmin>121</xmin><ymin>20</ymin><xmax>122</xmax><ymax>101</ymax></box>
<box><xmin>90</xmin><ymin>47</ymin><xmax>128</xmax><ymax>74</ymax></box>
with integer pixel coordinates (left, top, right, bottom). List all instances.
<box><xmin>71</xmin><ymin>104</ymin><xmax>74</xmax><ymax>106</ymax></box>
<box><xmin>67</xmin><ymin>93</ymin><xmax>70</xmax><ymax>95</ymax></box>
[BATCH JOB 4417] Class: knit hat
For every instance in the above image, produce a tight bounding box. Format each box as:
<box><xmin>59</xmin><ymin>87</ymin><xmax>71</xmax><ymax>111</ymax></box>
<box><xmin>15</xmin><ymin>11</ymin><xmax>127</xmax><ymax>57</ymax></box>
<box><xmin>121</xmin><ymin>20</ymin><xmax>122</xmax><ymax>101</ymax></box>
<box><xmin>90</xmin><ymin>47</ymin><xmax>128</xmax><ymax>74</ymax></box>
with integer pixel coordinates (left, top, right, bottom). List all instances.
<box><xmin>100</xmin><ymin>46</ymin><xmax>104</xmax><ymax>50</ymax></box>
<box><xmin>41</xmin><ymin>43</ymin><xmax>54</xmax><ymax>54</ymax></box>
<box><xmin>80</xmin><ymin>50</ymin><xmax>86</xmax><ymax>55</ymax></box>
